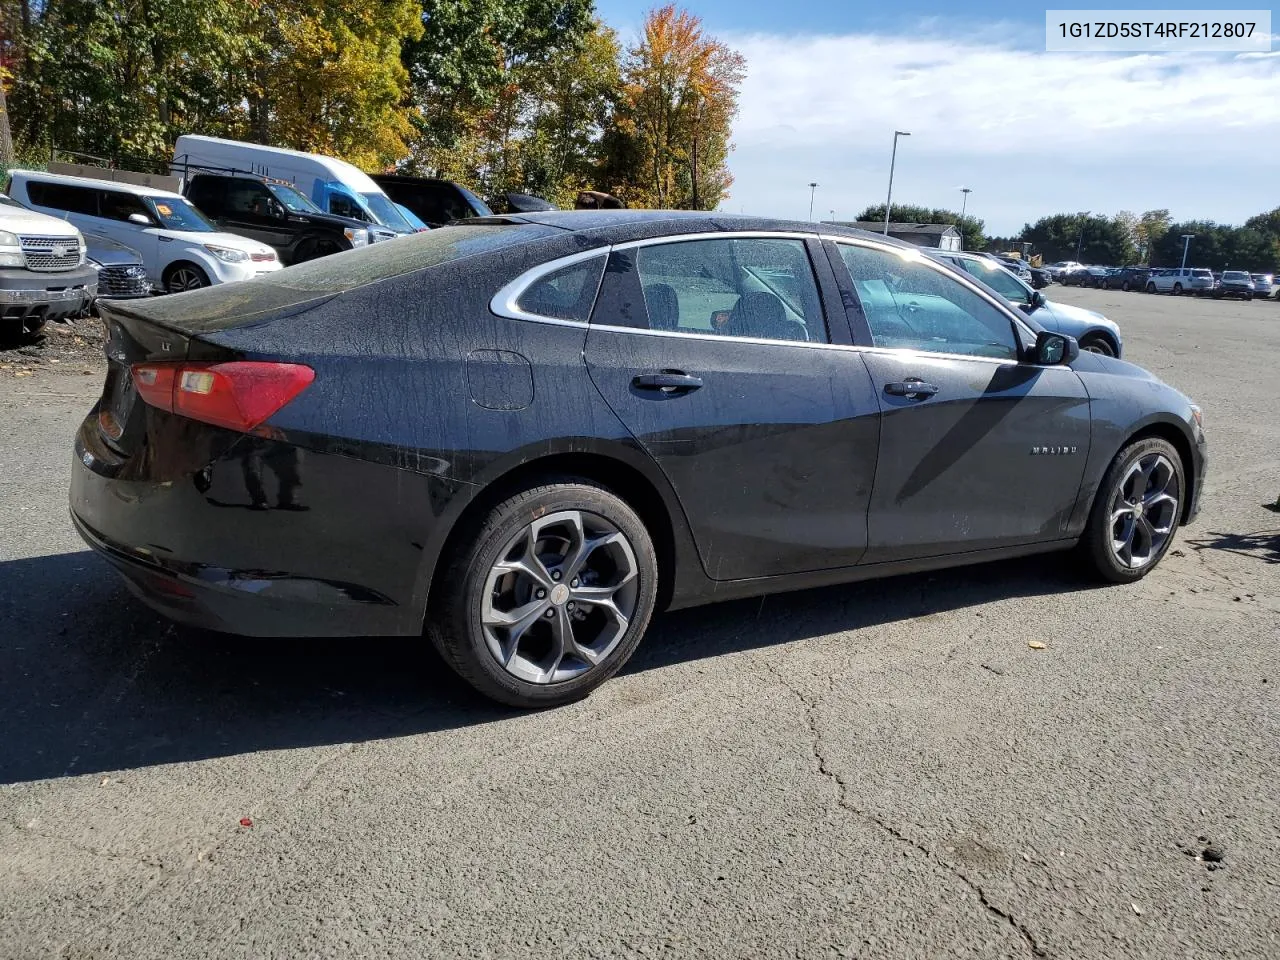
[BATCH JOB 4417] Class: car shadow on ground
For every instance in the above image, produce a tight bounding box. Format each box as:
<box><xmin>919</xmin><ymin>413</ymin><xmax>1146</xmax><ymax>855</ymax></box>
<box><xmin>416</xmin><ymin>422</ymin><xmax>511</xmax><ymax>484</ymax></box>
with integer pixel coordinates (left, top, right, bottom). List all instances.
<box><xmin>0</xmin><ymin>548</ymin><xmax>1090</xmax><ymax>785</ymax></box>
<box><xmin>1185</xmin><ymin>526</ymin><xmax>1280</xmax><ymax>565</ymax></box>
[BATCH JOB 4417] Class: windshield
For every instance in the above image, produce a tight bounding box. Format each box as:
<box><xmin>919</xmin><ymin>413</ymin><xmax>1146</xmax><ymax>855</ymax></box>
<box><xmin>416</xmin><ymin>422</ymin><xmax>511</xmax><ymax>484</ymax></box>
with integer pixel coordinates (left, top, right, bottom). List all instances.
<box><xmin>0</xmin><ymin>192</ymin><xmax>24</xmax><ymax>209</ymax></box>
<box><xmin>146</xmin><ymin>196</ymin><xmax>215</xmax><ymax>232</ymax></box>
<box><xmin>360</xmin><ymin>192</ymin><xmax>414</xmax><ymax>231</ymax></box>
<box><xmin>456</xmin><ymin>185</ymin><xmax>494</xmax><ymax>218</ymax></box>
<box><xmin>266</xmin><ymin>182</ymin><xmax>322</xmax><ymax>214</ymax></box>
<box><xmin>962</xmin><ymin>258</ymin><xmax>1031</xmax><ymax>304</ymax></box>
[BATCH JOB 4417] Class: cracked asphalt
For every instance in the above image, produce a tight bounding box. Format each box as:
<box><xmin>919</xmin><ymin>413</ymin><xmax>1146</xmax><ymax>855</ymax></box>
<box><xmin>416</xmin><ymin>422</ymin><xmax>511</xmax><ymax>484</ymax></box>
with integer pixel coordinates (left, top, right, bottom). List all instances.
<box><xmin>2</xmin><ymin>287</ymin><xmax>1278</xmax><ymax>959</ymax></box>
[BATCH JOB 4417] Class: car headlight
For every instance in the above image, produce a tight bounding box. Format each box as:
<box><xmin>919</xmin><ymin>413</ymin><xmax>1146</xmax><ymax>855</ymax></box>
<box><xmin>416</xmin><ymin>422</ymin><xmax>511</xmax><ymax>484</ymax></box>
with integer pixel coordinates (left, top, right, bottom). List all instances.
<box><xmin>1190</xmin><ymin>404</ymin><xmax>1203</xmax><ymax>431</ymax></box>
<box><xmin>343</xmin><ymin>227</ymin><xmax>369</xmax><ymax>248</ymax></box>
<box><xmin>0</xmin><ymin>229</ymin><xmax>24</xmax><ymax>268</ymax></box>
<box><xmin>78</xmin><ymin>237</ymin><xmax>87</xmax><ymax>265</ymax></box>
<box><xmin>203</xmin><ymin>244</ymin><xmax>250</xmax><ymax>263</ymax></box>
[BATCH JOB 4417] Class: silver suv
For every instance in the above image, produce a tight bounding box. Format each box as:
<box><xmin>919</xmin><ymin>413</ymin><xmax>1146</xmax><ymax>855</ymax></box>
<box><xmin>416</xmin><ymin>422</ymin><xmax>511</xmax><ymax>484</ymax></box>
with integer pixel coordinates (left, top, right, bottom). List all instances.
<box><xmin>1147</xmin><ymin>267</ymin><xmax>1215</xmax><ymax>295</ymax></box>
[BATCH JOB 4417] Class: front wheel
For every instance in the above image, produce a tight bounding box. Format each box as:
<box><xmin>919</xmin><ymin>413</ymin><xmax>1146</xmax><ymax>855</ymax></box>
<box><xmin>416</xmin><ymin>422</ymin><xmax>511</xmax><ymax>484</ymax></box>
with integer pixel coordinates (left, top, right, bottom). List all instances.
<box><xmin>1146</xmin><ymin>282</ymin><xmax>1156</xmax><ymax>293</ymax></box>
<box><xmin>164</xmin><ymin>263</ymin><xmax>210</xmax><ymax>294</ymax></box>
<box><xmin>1082</xmin><ymin>437</ymin><xmax>1184</xmax><ymax>583</ymax></box>
<box><xmin>1172</xmin><ymin>283</ymin><xmax>1183</xmax><ymax>295</ymax></box>
<box><xmin>428</xmin><ymin>480</ymin><xmax>659</xmax><ymax>707</ymax></box>
<box><xmin>1079</xmin><ymin>335</ymin><xmax>1116</xmax><ymax>357</ymax></box>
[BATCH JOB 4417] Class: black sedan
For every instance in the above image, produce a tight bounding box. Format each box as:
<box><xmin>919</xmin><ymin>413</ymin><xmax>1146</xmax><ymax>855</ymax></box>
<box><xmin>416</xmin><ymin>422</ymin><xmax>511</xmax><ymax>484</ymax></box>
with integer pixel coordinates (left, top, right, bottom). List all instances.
<box><xmin>71</xmin><ymin>213</ymin><xmax>1207</xmax><ymax>707</ymax></box>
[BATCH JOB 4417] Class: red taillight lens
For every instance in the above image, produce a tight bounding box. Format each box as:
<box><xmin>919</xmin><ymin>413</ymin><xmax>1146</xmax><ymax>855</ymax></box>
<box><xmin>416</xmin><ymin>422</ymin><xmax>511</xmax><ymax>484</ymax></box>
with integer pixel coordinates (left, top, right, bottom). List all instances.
<box><xmin>130</xmin><ymin>361</ymin><xmax>314</xmax><ymax>432</ymax></box>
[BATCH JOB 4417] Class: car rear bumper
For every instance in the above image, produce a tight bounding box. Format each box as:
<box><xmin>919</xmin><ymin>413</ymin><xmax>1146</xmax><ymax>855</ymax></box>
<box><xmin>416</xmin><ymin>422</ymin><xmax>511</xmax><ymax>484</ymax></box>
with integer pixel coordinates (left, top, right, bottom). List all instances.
<box><xmin>70</xmin><ymin>407</ymin><xmax>463</xmax><ymax>637</ymax></box>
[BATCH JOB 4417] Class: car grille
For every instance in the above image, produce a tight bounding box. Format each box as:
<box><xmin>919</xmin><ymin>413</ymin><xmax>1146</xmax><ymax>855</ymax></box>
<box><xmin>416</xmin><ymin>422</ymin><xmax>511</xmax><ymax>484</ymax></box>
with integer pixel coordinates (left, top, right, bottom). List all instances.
<box><xmin>98</xmin><ymin>264</ymin><xmax>151</xmax><ymax>298</ymax></box>
<box><xmin>369</xmin><ymin>229</ymin><xmax>398</xmax><ymax>243</ymax></box>
<box><xmin>20</xmin><ymin>235</ymin><xmax>82</xmax><ymax>272</ymax></box>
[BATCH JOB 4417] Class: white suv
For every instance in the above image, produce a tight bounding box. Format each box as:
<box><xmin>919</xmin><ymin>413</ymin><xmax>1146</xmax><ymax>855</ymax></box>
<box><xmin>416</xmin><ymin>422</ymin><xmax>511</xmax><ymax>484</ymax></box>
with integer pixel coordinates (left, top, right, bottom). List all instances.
<box><xmin>1147</xmin><ymin>267</ymin><xmax>1215</xmax><ymax>296</ymax></box>
<box><xmin>7</xmin><ymin>170</ymin><xmax>282</xmax><ymax>294</ymax></box>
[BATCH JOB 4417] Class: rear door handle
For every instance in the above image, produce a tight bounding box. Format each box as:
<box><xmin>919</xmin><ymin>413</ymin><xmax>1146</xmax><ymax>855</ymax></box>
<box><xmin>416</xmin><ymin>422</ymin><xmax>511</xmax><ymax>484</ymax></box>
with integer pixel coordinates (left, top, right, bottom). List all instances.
<box><xmin>884</xmin><ymin>379</ymin><xmax>939</xmax><ymax>398</ymax></box>
<box><xmin>633</xmin><ymin>372</ymin><xmax>703</xmax><ymax>393</ymax></box>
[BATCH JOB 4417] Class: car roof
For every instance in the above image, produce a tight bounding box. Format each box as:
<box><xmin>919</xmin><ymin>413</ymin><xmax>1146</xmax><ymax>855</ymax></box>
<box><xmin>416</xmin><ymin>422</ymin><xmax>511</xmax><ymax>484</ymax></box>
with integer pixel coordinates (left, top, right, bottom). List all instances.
<box><xmin>9</xmin><ymin>168</ymin><xmax>182</xmax><ymax>200</ymax></box>
<box><xmin>463</xmin><ymin>210</ymin><xmax>918</xmax><ymax>248</ymax></box>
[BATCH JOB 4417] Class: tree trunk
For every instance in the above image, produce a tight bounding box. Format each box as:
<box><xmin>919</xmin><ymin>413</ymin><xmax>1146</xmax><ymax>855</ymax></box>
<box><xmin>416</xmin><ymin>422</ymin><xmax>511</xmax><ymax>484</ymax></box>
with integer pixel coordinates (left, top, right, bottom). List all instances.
<box><xmin>0</xmin><ymin>82</ymin><xmax>13</xmax><ymax>166</ymax></box>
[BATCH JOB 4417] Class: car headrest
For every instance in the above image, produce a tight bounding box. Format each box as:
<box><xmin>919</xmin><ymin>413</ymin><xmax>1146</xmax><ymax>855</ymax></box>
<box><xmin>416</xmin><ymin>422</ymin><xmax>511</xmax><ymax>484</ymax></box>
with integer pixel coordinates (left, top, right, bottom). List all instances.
<box><xmin>645</xmin><ymin>283</ymin><xmax>680</xmax><ymax>331</ymax></box>
<box><xmin>727</xmin><ymin>291</ymin><xmax>804</xmax><ymax>340</ymax></box>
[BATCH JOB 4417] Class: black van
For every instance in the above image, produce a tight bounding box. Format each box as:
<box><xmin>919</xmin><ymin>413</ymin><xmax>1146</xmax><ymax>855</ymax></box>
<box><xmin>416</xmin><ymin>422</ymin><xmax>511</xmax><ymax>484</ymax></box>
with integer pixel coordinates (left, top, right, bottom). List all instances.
<box><xmin>369</xmin><ymin>175</ymin><xmax>492</xmax><ymax>227</ymax></box>
<box><xmin>184</xmin><ymin>173</ymin><xmax>396</xmax><ymax>264</ymax></box>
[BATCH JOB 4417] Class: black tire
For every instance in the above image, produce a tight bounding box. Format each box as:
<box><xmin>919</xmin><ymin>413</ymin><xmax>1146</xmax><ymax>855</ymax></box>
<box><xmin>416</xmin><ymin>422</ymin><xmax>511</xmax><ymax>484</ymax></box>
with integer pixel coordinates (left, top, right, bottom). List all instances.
<box><xmin>1121</xmin><ymin>281</ymin><xmax>1130</xmax><ymax>292</ymax></box>
<box><xmin>1079</xmin><ymin>334</ymin><xmax>1116</xmax><ymax>357</ymax></box>
<box><xmin>163</xmin><ymin>262</ymin><xmax>210</xmax><ymax>294</ymax></box>
<box><xmin>428</xmin><ymin>479</ymin><xmax>660</xmax><ymax>708</ymax></box>
<box><xmin>1172</xmin><ymin>283</ymin><xmax>1183</xmax><ymax>295</ymax></box>
<box><xmin>1081</xmin><ymin>437</ymin><xmax>1184</xmax><ymax>584</ymax></box>
<box><xmin>294</xmin><ymin>236</ymin><xmax>347</xmax><ymax>264</ymax></box>
<box><xmin>1146</xmin><ymin>282</ymin><xmax>1156</xmax><ymax>293</ymax></box>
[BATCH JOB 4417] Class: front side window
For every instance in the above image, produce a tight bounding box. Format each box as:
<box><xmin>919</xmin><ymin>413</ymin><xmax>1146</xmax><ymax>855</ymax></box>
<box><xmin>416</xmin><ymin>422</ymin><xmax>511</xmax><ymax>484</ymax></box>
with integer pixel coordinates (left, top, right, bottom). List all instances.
<box><xmin>957</xmin><ymin>257</ymin><xmax>1031</xmax><ymax>305</ymax></box>
<box><xmin>99</xmin><ymin>190</ymin><xmax>153</xmax><ymax>224</ymax></box>
<box><xmin>266</xmin><ymin>182</ymin><xmax>321</xmax><ymax>214</ymax></box>
<box><xmin>632</xmin><ymin>237</ymin><xmax>824</xmax><ymax>343</ymax></box>
<box><xmin>838</xmin><ymin>243</ymin><xmax>1020</xmax><ymax>360</ymax></box>
<box><xmin>144</xmin><ymin>196</ymin><xmax>215</xmax><ymax>232</ymax></box>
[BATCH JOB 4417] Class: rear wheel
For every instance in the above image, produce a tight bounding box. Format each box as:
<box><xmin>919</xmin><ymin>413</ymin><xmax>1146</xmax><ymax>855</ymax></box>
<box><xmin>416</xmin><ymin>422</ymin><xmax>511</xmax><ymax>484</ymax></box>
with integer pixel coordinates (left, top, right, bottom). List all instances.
<box><xmin>1082</xmin><ymin>437</ymin><xmax>1183</xmax><ymax>583</ymax></box>
<box><xmin>1146</xmin><ymin>282</ymin><xmax>1156</xmax><ymax>293</ymax></box>
<box><xmin>428</xmin><ymin>480</ymin><xmax>659</xmax><ymax>707</ymax></box>
<box><xmin>294</xmin><ymin>236</ymin><xmax>346</xmax><ymax>263</ymax></box>
<box><xmin>1121</xmin><ymin>281</ymin><xmax>1131</xmax><ymax>292</ymax></box>
<box><xmin>164</xmin><ymin>262</ymin><xmax>210</xmax><ymax>294</ymax></box>
<box><xmin>1172</xmin><ymin>282</ymin><xmax>1183</xmax><ymax>295</ymax></box>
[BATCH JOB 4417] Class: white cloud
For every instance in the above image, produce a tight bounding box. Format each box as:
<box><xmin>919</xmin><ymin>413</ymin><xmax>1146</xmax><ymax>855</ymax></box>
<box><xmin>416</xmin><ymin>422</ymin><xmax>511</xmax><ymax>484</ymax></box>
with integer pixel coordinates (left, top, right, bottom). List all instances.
<box><xmin>720</xmin><ymin>29</ymin><xmax>1280</xmax><ymax>232</ymax></box>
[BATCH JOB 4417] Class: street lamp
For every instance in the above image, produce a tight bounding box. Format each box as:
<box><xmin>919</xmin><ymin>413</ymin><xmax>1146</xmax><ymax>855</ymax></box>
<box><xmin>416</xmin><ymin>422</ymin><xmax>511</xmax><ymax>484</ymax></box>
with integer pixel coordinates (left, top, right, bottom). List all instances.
<box><xmin>807</xmin><ymin>182</ymin><xmax>819</xmax><ymax>222</ymax></box>
<box><xmin>959</xmin><ymin>187</ymin><xmax>972</xmax><ymax>250</ymax></box>
<box><xmin>1180</xmin><ymin>234</ymin><xmax>1195</xmax><ymax>270</ymax></box>
<box><xmin>829</xmin><ymin>209</ymin><xmax>836</xmax><ymax>224</ymax></box>
<box><xmin>883</xmin><ymin>130</ymin><xmax>910</xmax><ymax>235</ymax></box>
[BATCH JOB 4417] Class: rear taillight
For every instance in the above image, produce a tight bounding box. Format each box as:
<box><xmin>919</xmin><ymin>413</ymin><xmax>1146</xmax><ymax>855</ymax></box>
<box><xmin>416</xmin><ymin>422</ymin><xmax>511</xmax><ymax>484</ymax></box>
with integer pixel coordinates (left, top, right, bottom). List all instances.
<box><xmin>131</xmin><ymin>361</ymin><xmax>314</xmax><ymax>433</ymax></box>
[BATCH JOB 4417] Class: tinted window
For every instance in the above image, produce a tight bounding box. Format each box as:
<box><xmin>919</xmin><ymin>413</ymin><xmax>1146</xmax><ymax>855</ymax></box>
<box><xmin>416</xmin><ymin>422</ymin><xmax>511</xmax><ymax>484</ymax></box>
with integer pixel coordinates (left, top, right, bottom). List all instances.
<box><xmin>329</xmin><ymin>192</ymin><xmax>367</xmax><ymax>221</ymax></box>
<box><xmin>838</xmin><ymin>243</ymin><xmax>1019</xmax><ymax>360</ymax></box>
<box><xmin>957</xmin><ymin>257</ymin><xmax>1031</xmax><ymax>304</ymax></box>
<box><xmin>186</xmin><ymin>177</ymin><xmax>225</xmax><ymax>215</ymax></box>
<box><xmin>516</xmin><ymin>256</ymin><xmax>606</xmax><ymax>322</ymax></box>
<box><xmin>225</xmin><ymin>179</ymin><xmax>275</xmax><ymax>216</ymax></box>
<box><xmin>99</xmin><ymin>190</ymin><xmax>153</xmax><ymax>223</ymax></box>
<box><xmin>26</xmin><ymin>180</ymin><xmax>99</xmax><ymax>215</ymax></box>
<box><xmin>633</xmin><ymin>237</ymin><xmax>824</xmax><ymax>342</ymax></box>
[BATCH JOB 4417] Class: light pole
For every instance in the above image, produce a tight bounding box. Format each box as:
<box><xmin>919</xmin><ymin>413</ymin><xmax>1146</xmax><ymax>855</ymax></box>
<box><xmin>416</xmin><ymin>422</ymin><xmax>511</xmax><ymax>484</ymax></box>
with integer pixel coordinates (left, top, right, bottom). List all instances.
<box><xmin>959</xmin><ymin>187</ymin><xmax>971</xmax><ymax>250</ymax></box>
<box><xmin>807</xmin><ymin>182</ymin><xmax>818</xmax><ymax>222</ymax></box>
<box><xmin>1180</xmin><ymin>234</ymin><xmax>1195</xmax><ymax>270</ymax></box>
<box><xmin>829</xmin><ymin>209</ymin><xmax>835</xmax><ymax>224</ymax></box>
<box><xmin>883</xmin><ymin>130</ymin><xmax>910</xmax><ymax>235</ymax></box>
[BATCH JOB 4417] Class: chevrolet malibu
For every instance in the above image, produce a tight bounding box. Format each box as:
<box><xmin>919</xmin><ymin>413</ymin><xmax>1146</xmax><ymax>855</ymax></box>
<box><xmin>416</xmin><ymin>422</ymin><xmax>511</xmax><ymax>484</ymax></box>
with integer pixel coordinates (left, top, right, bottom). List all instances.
<box><xmin>71</xmin><ymin>213</ymin><xmax>1207</xmax><ymax>707</ymax></box>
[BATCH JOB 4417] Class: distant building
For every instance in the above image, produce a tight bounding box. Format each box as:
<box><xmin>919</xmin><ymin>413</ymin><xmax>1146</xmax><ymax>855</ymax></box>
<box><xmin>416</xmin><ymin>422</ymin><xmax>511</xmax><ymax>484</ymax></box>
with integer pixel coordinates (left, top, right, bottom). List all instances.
<box><xmin>830</xmin><ymin>221</ymin><xmax>962</xmax><ymax>251</ymax></box>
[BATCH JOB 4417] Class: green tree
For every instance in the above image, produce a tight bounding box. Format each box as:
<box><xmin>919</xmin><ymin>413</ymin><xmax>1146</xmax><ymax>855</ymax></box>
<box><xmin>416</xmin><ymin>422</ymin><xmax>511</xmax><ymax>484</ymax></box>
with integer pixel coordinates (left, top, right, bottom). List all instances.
<box><xmin>1022</xmin><ymin>212</ymin><xmax>1134</xmax><ymax>264</ymax></box>
<box><xmin>1151</xmin><ymin>222</ymin><xmax>1276</xmax><ymax>272</ymax></box>
<box><xmin>601</xmin><ymin>5</ymin><xmax>745</xmax><ymax>209</ymax></box>
<box><xmin>1135</xmin><ymin>209</ymin><xmax>1171</xmax><ymax>262</ymax></box>
<box><xmin>855</xmin><ymin>203</ymin><xmax>986</xmax><ymax>252</ymax></box>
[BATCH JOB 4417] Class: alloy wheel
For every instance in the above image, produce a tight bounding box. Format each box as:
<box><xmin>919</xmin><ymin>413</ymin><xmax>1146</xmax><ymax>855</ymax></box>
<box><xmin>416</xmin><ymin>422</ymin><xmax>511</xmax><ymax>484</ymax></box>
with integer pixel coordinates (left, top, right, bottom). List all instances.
<box><xmin>168</xmin><ymin>267</ymin><xmax>207</xmax><ymax>293</ymax></box>
<box><xmin>480</xmin><ymin>510</ymin><xmax>640</xmax><ymax>684</ymax></box>
<box><xmin>1108</xmin><ymin>453</ymin><xmax>1179</xmax><ymax>569</ymax></box>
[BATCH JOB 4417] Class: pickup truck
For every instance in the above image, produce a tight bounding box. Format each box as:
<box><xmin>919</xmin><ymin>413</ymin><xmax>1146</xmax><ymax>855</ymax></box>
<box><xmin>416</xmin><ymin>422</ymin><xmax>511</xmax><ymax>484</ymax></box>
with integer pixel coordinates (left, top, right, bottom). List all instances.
<box><xmin>1147</xmin><ymin>267</ymin><xmax>1215</xmax><ymax>296</ymax></box>
<box><xmin>0</xmin><ymin>190</ymin><xmax>97</xmax><ymax>338</ymax></box>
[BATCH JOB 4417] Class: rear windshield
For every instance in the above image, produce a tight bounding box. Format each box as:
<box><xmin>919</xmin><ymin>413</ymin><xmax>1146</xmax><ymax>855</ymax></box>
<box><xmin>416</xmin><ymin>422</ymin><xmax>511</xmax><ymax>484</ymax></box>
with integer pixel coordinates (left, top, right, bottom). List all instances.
<box><xmin>1223</xmin><ymin>271</ymin><xmax>1249</xmax><ymax>280</ymax></box>
<box><xmin>109</xmin><ymin>222</ymin><xmax>562</xmax><ymax>332</ymax></box>
<box><xmin>1192</xmin><ymin>269</ymin><xmax>1213</xmax><ymax>278</ymax></box>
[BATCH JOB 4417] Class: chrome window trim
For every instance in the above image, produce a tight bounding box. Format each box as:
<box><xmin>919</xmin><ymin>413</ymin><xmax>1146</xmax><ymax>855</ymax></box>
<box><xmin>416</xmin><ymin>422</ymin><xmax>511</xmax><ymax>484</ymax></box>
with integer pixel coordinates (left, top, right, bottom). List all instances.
<box><xmin>489</xmin><ymin>246</ymin><xmax>610</xmax><ymax>326</ymax></box>
<box><xmin>821</xmin><ymin>233</ymin><xmax>1039</xmax><ymax>348</ymax></box>
<box><xmin>610</xmin><ymin>230</ymin><xmax>819</xmax><ymax>251</ymax></box>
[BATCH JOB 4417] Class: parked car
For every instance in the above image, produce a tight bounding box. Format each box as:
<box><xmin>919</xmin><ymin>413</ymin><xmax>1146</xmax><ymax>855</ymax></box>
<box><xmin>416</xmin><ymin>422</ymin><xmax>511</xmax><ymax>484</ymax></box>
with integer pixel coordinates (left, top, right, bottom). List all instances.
<box><xmin>931</xmin><ymin>250</ymin><xmax>1124</xmax><ymax>356</ymax></box>
<box><xmin>1059</xmin><ymin>266</ymin><xmax>1094</xmax><ymax>286</ymax></box>
<box><xmin>182</xmin><ymin>171</ymin><xmax>390</xmax><ymax>264</ymax></box>
<box><xmin>1103</xmin><ymin>266</ymin><xmax>1151</xmax><ymax>292</ymax></box>
<box><xmin>1045</xmin><ymin>260</ymin><xmax>1083</xmax><ymax>280</ymax></box>
<box><xmin>1028</xmin><ymin>265</ymin><xmax>1053</xmax><ymax>288</ymax></box>
<box><xmin>490</xmin><ymin>192</ymin><xmax>559</xmax><ymax>215</ymax></box>
<box><xmin>1214</xmin><ymin>270</ymin><xmax>1255</xmax><ymax>300</ymax></box>
<box><xmin>70</xmin><ymin>212</ymin><xmax>1205</xmax><ymax>708</ymax></box>
<box><xmin>0</xmin><ymin>189</ymin><xmax>96</xmax><ymax>337</ymax></box>
<box><xmin>173</xmin><ymin>135</ymin><xmax>416</xmax><ymax>236</ymax></box>
<box><xmin>83</xmin><ymin>233</ymin><xmax>151</xmax><ymax>304</ymax></box>
<box><xmin>369</xmin><ymin>174</ymin><xmax>492</xmax><ymax>228</ymax></box>
<box><xmin>9</xmin><ymin>169</ymin><xmax>282</xmax><ymax>294</ymax></box>
<box><xmin>1147</xmin><ymin>267</ymin><xmax>1215</xmax><ymax>296</ymax></box>
<box><xmin>1250</xmin><ymin>273</ymin><xmax>1275</xmax><ymax>298</ymax></box>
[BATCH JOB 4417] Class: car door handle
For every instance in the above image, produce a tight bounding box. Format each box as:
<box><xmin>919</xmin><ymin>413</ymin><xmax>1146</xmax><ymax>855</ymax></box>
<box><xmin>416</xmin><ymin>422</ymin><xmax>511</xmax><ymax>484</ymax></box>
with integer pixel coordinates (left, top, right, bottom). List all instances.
<box><xmin>633</xmin><ymin>372</ymin><xmax>703</xmax><ymax>393</ymax></box>
<box><xmin>884</xmin><ymin>379</ymin><xmax>939</xmax><ymax>398</ymax></box>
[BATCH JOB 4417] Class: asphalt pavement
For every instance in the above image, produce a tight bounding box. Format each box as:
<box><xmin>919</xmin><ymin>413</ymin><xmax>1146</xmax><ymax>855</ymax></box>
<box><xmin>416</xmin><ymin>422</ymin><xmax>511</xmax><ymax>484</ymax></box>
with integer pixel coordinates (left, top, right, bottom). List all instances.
<box><xmin>1</xmin><ymin>287</ymin><xmax>1277</xmax><ymax>959</ymax></box>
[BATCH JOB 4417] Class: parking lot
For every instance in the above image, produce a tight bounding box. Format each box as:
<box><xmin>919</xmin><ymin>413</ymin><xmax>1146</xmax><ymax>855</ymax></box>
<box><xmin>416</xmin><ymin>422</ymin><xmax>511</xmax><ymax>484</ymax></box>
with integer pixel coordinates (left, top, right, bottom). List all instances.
<box><xmin>1</xmin><ymin>286</ymin><xmax>1277</xmax><ymax>959</ymax></box>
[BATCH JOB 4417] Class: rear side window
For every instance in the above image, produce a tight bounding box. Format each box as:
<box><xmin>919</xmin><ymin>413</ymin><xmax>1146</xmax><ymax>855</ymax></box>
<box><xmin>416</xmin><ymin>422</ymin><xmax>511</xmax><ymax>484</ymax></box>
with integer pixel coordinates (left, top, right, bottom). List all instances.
<box><xmin>515</xmin><ymin>256</ymin><xmax>606</xmax><ymax>322</ymax></box>
<box><xmin>631</xmin><ymin>237</ymin><xmax>825</xmax><ymax>342</ymax></box>
<box><xmin>26</xmin><ymin>180</ymin><xmax>99</xmax><ymax>215</ymax></box>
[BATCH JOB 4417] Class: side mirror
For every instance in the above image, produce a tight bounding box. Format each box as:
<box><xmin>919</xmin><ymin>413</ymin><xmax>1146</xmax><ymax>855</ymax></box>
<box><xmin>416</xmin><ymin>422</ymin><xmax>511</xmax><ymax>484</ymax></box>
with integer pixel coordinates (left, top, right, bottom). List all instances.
<box><xmin>1033</xmin><ymin>330</ymin><xmax>1079</xmax><ymax>366</ymax></box>
<box><xmin>269</xmin><ymin>199</ymin><xmax>287</xmax><ymax>219</ymax></box>
<box><xmin>127</xmin><ymin>213</ymin><xmax>152</xmax><ymax>226</ymax></box>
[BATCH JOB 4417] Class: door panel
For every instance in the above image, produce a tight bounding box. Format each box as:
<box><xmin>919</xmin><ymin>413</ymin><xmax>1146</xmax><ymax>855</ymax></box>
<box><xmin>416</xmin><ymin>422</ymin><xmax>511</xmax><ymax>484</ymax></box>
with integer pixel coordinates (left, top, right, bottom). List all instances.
<box><xmin>583</xmin><ymin>240</ymin><xmax>880</xmax><ymax>580</ymax></box>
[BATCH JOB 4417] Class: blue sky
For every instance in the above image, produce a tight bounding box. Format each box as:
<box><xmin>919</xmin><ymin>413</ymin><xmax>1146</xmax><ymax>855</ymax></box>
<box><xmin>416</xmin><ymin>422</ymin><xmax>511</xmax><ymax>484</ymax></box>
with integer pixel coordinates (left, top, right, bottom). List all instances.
<box><xmin>592</xmin><ymin>1</ymin><xmax>1279</xmax><ymax>233</ymax></box>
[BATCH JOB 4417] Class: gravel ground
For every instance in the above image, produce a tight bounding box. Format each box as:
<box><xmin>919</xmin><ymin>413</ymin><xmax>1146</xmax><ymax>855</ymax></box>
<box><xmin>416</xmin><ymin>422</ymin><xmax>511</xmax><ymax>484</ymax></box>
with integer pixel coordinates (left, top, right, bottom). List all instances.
<box><xmin>0</xmin><ymin>316</ymin><xmax>108</xmax><ymax>379</ymax></box>
<box><xmin>0</xmin><ymin>286</ymin><xmax>1277</xmax><ymax>960</ymax></box>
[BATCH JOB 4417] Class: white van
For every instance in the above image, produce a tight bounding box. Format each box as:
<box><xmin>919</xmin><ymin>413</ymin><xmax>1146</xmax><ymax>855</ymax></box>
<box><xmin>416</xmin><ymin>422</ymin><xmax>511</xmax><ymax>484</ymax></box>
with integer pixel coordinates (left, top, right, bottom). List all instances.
<box><xmin>172</xmin><ymin>135</ymin><xmax>415</xmax><ymax>237</ymax></box>
<box><xmin>8</xmin><ymin>169</ymin><xmax>282</xmax><ymax>294</ymax></box>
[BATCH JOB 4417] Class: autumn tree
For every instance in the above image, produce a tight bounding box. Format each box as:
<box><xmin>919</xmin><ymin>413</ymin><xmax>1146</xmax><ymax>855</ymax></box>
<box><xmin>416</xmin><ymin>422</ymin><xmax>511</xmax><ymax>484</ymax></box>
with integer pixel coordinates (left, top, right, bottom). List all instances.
<box><xmin>601</xmin><ymin>5</ymin><xmax>744</xmax><ymax>209</ymax></box>
<box><xmin>1135</xmin><ymin>209</ymin><xmax>1171</xmax><ymax>262</ymax></box>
